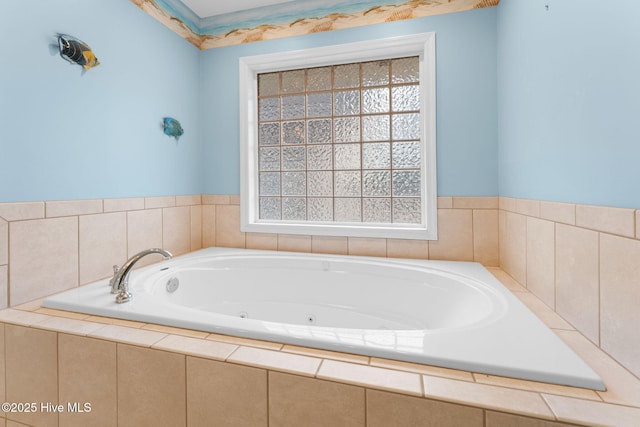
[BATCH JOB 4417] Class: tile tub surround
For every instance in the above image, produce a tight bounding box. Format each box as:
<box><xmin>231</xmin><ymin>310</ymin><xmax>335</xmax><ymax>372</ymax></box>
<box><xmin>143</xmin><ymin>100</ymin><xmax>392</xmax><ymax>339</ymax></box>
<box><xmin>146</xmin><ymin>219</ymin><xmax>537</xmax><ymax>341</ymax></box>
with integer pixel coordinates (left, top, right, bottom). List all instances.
<box><xmin>499</xmin><ymin>197</ymin><xmax>640</xmax><ymax>381</ymax></box>
<box><xmin>1</xmin><ymin>193</ymin><xmax>640</xmax><ymax>425</ymax></box>
<box><xmin>1</xmin><ymin>270</ymin><xmax>640</xmax><ymax>426</ymax></box>
<box><xmin>0</xmin><ymin>196</ymin><xmax>204</xmax><ymax>308</ymax></box>
<box><xmin>202</xmin><ymin>195</ymin><xmax>500</xmax><ymax>265</ymax></box>
<box><xmin>0</xmin><ymin>195</ymin><xmax>499</xmax><ymax>309</ymax></box>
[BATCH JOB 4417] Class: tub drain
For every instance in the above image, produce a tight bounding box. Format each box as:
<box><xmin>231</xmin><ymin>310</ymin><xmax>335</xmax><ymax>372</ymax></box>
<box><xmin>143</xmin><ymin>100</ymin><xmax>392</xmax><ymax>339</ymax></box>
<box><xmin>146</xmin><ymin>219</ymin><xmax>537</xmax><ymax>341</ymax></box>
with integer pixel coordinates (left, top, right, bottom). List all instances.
<box><xmin>306</xmin><ymin>314</ymin><xmax>317</xmax><ymax>324</ymax></box>
<box><xmin>239</xmin><ymin>311</ymin><xmax>249</xmax><ymax>319</ymax></box>
<box><xmin>166</xmin><ymin>277</ymin><xmax>179</xmax><ymax>293</ymax></box>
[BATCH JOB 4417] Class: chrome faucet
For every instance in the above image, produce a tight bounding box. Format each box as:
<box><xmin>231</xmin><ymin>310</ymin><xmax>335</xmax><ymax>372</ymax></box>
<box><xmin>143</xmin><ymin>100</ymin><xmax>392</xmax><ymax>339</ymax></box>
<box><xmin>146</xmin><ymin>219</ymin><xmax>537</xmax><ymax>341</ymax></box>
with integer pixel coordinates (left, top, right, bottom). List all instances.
<box><xmin>110</xmin><ymin>248</ymin><xmax>173</xmax><ymax>304</ymax></box>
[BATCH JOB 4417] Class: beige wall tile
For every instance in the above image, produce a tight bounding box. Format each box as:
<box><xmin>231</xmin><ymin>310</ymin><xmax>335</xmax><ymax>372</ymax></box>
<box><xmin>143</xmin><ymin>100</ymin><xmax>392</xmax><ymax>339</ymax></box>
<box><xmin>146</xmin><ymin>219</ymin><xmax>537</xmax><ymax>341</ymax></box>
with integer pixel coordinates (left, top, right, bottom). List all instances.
<box><xmin>46</xmin><ymin>199</ymin><xmax>102</xmax><ymax>217</ymax></box>
<box><xmin>269</xmin><ymin>372</ymin><xmax>365</xmax><ymax>427</ymax></box>
<box><xmin>474</xmin><ymin>373</ymin><xmax>599</xmax><ymax>401</ymax></box>
<box><xmin>206</xmin><ymin>333</ymin><xmax>283</xmax><ymax>351</ymax></box>
<box><xmin>59</xmin><ymin>334</ymin><xmax>117</xmax><ymax>427</ymax></box>
<box><xmin>103</xmin><ymin>197</ymin><xmax>145</xmax><ymax>212</ymax></box>
<box><xmin>142</xmin><ymin>324</ymin><xmax>208</xmax><ymax>339</ymax></box>
<box><xmin>526</xmin><ymin>217</ymin><xmax>555</xmax><ymax>308</ymax></box>
<box><xmin>0</xmin><ymin>309</ymin><xmax>51</xmax><ymax>326</ymax></box>
<box><xmin>600</xmin><ymin>234</ymin><xmax>640</xmax><ymax>378</ymax></box>
<box><xmin>0</xmin><ymin>266</ymin><xmax>6</xmax><ymax>309</ymax></box>
<box><xmin>430</xmin><ymin>209</ymin><xmax>473</xmax><ymax>262</ymax></box>
<box><xmin>176</xmin><ymin>194</ymin><xmax>201</xmax><ymax>206</ymax></box>
<box><xmin>89</xmin><ymin>325</ymin><xmax>166</xmax><ymax>347</ymax></box>
<box><xmin>576</xmin><ymin>204</ymin><xmax>635</xmax><ymax>238</ymax></box>
<box><xmin>246</xmin><ymin>232</ymin><xmax>278</xmax><ymax>250</ymax></box>
<box><xmin>85</xmin><ymin>315</ymin><xmax>146</xmax><ymax>329</ymax></box>
<box><xmin>501</xmin><ymin>211</ymin><xmax>527</xmax><ymax>284</ymax></box>
<box><xmin>117</xmin><ymin>344</ymin><xmax>186</xmax><ymax>427</ymax></box>
<box><xmin>348</xmin><ymin>237</ymin><xmax>387</xmax><ymax>257</ymax></box>
<box><xmin>228</xmin><ymin>346</ymin><xmax>321</xmax><ymax>376</ymax></box>
<box><xmin>498</xmin><ymin>210</ymin><xmax>507</xmax><ymax>272</ymax></box>
<box><xmin>126</xmin><ymin>209</ymin><xmax>163</xmax><ymax>260</ymax></box>
<box><xmin>486</xmin><ymin>411</ymin><xmax>576</xmax><ymax>427</ymax></box>
<box><xmin>452</xmin><ymin>196</ymin><xmax>498</xmax><ymax>209</ymax></box>
<box><xmin>215</xmin><ymin>204</ymin><xmax>245</xmax><ymax>248</ymax></box>
<box><xmin>539</xmin><ymin>201</ymin><xmax>575</xmax><ymax>225</ymax></box>
<box><xmin>0</xmin><ymin>218</ymin><xmax>7</xmax><ymax>265</ymax></box>
<box><xmin>36</xmin><ymin>307</ymin><xmax>89</xmax><ymax>319</ymax></box>
<box><xmin>543</xmin><ymin>394</ymin><xmax>640</xmax><ymax>427</ymax></box>
<box><xmin>387</xmin><ymin>239</ymin><xmax>428</xmax><ymax>260</ymax></box>
<box><xmin>202</xmin><ymin>205</ymin><xmax>216</xmax><ymax>247</ymax></box>
<box><xmin>36</xmin><ymin>317</ymin><xmax>104</xmax><ymax>336</ymax></box>
<box><xmin>473</xmin><ymin>209</ymin><xmax>499</xmax><ymax>266</ymax></box>
<box><xmin>437</xmin><ymin>196</ymin><xmax>453</xmax><ymax>209</ymax></box>
<box><xmin>163</xmin><ymin>206</ymin><xmax>191</xmax><ymax>256</ymax></box>
<box><xmin>282</xmin><ymin>345</ymin><xmax>369</xmax><ymax>364</ymax></box>
<box><xmin>9</xmin><ymin>217</ymin><xmax>78</xmax><ymax>306</ymax></box>
<box><xmin>515</xmin><ymin>198</ymin><xmax>541</xmax><ymax>217</ymax></box>
<box><xmin>499</xmin><ymin>196</ymin><xmax>516</xmax><ymax>212</ymax></box>
<box><xmin>187</xmin><ymin>357</ymin><xmax>267</xmax><ymax>427</ymax></box>
<box><xmin>202</xmin><ymin>194</ymin><xmax>230</xmax><ymax>205</ymax></box>
<box><xmin>79</xmin><ymin>212</ymin><xmax>127</xmax><ymax>285</ymax></box>
<box><xmin>0</xmin><ymin>202</ymin><xmax>44</xmax><ymax>221</ymax></box>
<box><xmin>190</xmin><ymin>205</ymin><xmax>202</xmax><ymax>251</ymax></box>
<box><xmin>555</xmin><ymin>224</ymin><xmax>600</xmax><ymax>344</ymax></box>
<box><xmin>277</xmin><ymin>234</ymin><xmax>312</xmax><ymax>253</ymax></box>
<box><xmin>228</xmin><ymin>195</ymin><xmax>241</xmax><ymax>205</ymax></box>
<box><xmin>367</xmin><ymin>390</ymin><xmax>483</xmax><ymax>427</ymax></box>
<box><xmin>153</xmin><ymin>334</ymin><xmax>237</xmax><ymax>360</ymax></box>
<box><xmin>311</xmin><ymin>236</ymin><xmax>348</xmax><ymax>255</ymax></box>
<box><xmin>144</xmin><ymin>195</ymin><xmax>176</xmax><ymax>209</ymax></box>
<box><xmin>5</xmin><ymin>325</ymin><xmax>58</xmax><ymax>427</ymax></box>
<box><xmin>370</xmin><ymin>358</ymin><xmax>474</xmax><ymax>381</ymax></box>
<box><xmin>422</xmin><ymin>375</ymin><xmax>554</xmax><ymax>420</ymax></box>
<box><xmin>636</xmin><ymin>210</ymin><xmax>639</xmax><ymax>239</ymax></box>
<box><xmin>317</xmin><ymin>359</ymin><xmax>422</xmax><ymax>396</ymax></box>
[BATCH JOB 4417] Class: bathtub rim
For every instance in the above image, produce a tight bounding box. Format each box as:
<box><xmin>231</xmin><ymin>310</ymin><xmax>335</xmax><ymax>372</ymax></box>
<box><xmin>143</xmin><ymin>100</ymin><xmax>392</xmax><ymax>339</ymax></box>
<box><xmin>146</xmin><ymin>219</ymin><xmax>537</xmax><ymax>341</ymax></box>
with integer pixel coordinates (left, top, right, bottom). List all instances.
<box><xmin>42</xmin><ymin>247</ymin><xmax>606</xmax><ymax>391</ymax></box>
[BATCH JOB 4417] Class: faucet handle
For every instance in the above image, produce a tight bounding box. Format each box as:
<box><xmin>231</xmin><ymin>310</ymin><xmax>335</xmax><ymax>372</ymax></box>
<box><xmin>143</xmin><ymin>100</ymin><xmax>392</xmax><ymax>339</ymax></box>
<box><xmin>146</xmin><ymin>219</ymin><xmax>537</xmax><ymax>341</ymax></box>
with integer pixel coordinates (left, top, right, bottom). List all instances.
<box><xmin>109</xmin><ymin>265</ymin><xmax>119</xmax><ymax>287</ymax></box>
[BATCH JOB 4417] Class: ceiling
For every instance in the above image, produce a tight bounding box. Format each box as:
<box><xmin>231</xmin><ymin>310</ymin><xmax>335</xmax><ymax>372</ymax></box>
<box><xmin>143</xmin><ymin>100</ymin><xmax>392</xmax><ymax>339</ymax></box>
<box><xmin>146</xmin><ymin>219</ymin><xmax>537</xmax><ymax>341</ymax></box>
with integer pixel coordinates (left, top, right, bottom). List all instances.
<box><xmin>180</xmin><ymin>0</ymin><xmax>294</xmax><ymax>19</ymax></box>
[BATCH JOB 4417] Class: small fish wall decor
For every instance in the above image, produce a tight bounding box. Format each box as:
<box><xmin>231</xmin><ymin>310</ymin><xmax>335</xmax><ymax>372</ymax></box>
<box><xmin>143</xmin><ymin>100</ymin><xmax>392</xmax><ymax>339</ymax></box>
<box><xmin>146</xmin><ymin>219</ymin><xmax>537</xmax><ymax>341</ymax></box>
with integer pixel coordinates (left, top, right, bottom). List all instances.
<box><xmin>162</xmin><ymin>117</ymin><xmax>184</xmax><ymax>141</ymax></box>
<box><xmin>57</xmin><ymin>34</ymin><xmax>100</xmax><ymax>71</ymax></box>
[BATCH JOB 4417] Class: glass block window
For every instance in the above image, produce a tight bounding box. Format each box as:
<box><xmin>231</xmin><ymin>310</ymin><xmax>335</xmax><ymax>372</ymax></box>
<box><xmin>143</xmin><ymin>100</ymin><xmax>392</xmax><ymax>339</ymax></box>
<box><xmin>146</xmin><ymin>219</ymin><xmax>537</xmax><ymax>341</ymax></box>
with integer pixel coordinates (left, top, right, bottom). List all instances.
<box><xmin>257</xmin><ymin>57</ymin><xmax>422</xmax><ymax>224</ymax></box>
<box><xmin>240</xmin><ymin>33</ymin><xmax>437</xmax><ymax>240</ymax></box>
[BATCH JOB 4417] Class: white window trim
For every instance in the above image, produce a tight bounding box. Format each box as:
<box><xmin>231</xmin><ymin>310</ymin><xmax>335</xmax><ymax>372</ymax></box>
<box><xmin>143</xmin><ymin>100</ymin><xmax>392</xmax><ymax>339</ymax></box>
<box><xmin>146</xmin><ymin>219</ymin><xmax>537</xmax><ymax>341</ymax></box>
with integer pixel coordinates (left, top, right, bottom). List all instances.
<box><xmin>239</xmin><ymin>32</ymin><xmax>437</xmax><ymax>240</ymax></box>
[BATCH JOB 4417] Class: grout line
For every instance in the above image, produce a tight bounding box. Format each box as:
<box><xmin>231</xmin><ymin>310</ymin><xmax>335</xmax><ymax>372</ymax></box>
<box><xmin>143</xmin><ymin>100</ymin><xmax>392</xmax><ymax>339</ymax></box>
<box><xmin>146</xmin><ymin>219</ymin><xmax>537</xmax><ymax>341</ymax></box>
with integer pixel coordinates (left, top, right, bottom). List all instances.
<box><xmin>596</xmin><ymin>232</ymin><xmax>602</xmax><ymax>349</ymax></box>
<box><xmin>538</xmin><ymin>394</ymin><xmax>560</xmax><ymax>422</ymax></box>
<box><xmin>184</xmin><ymin>353</ymin><xmax>188</xmax><ymax>427</ymax></box>
<box><xmin>363</xmin><ymin>387</ymin><xmax>368</xmax><ymax>425</ymax></box>
<box><xmin>115</xmin><ymin>342</ymin><xmax>120</xmax><ymax>425</ymax></box>
<box><xmin>552</xmin><ymin>220</ymin><xmax>557</xmax><ymax>311</ymax></box>
<box><xmin>76</xmin><ymin>215</ymin><xmax>80</xmax><ymax>289</ymax></box>
<box><xmin>266</xmin><ymin>368</ymin><xmax>270</xmax><ymax>426</ymax></box>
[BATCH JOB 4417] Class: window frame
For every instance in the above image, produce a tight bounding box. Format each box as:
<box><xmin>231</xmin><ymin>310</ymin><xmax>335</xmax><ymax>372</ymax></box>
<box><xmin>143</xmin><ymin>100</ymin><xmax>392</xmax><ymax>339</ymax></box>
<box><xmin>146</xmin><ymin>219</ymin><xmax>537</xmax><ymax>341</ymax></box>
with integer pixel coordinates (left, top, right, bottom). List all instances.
<box><xmin>239</xmin><ymin>32</ymin><xmax>437</xmax><ymax>240</ymax></box>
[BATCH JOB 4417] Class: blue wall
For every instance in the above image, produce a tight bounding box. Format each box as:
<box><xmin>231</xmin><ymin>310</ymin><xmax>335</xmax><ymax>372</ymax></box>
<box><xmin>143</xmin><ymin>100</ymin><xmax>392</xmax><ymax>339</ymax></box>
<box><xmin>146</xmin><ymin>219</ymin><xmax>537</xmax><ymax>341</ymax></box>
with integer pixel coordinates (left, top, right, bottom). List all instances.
<box><xmin>0</xmin><ymin>0</ymin><xmax>202</xmax><ymax>202</ymax></box>
<box><xmin>497</xmin><ymin>0</ymin><xmax>640</xmax><ymax>208</ymax></box>
<box><xmin>5</xmin><ymin>2</ymin><xmax>639</xmax><ymax>209</ymax></box>
<box><xmin>201</xmin><ymin>8</ymin><xmax>498</xmax><ymax>197</ymax></box>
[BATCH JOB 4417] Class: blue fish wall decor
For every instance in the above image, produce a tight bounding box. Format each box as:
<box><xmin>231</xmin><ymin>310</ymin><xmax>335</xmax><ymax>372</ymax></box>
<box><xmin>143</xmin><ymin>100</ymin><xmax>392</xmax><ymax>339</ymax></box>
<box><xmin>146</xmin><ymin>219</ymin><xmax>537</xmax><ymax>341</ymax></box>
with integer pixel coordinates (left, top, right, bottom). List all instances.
<box><xmin>162</xmin><ymin>117</ymin><xmax>184</xmax><ymax>141</ymax></box>
<box><xmin>57</xmin><ymin>34</ymin><xmax>100</xmax><ymax>71</ymax></box>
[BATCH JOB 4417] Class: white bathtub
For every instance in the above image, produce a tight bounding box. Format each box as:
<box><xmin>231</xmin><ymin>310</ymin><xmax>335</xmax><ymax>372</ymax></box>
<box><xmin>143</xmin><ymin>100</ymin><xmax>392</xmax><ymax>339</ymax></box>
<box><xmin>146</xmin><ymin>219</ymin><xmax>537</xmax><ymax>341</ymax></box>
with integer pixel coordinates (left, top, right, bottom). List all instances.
<box><xmin>43</xmin><ymin>247</ymin><xmax>604</xmax><ymax>390</ymax></box>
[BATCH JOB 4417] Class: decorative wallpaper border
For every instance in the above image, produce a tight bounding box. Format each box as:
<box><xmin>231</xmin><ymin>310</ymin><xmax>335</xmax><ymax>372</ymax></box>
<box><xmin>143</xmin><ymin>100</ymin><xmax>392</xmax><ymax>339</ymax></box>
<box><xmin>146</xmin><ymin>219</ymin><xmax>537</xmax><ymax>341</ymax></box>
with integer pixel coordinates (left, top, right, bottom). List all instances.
<box><xmin>131</xmin><ymin>0</ymin><xmax>499</xmax><ymax>50</ymax></box>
